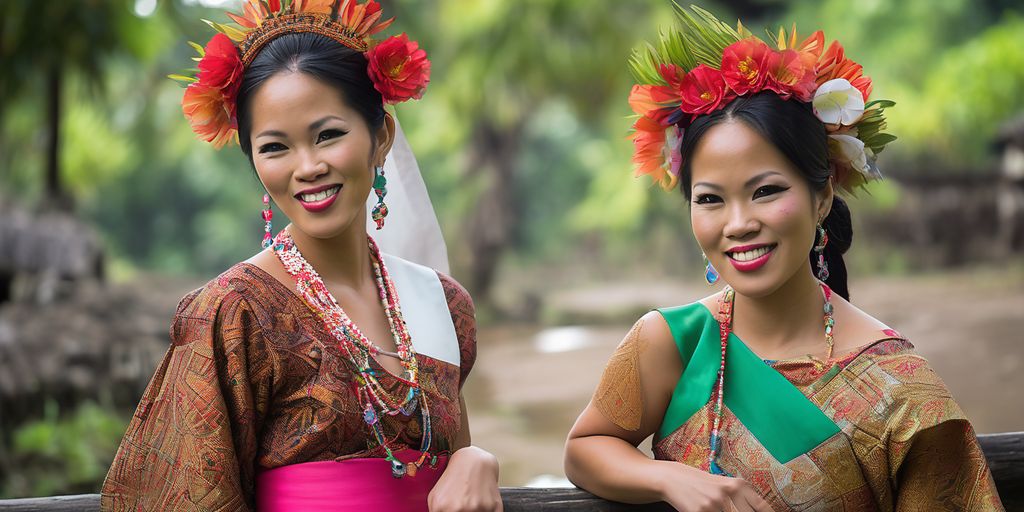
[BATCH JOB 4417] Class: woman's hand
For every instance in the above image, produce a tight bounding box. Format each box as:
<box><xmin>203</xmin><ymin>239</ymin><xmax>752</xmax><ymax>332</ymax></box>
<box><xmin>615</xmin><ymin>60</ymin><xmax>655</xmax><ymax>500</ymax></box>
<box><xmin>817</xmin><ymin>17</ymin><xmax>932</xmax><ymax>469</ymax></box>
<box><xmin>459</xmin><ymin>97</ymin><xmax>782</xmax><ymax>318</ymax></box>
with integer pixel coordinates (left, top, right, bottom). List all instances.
<box><xmin>428</xmin><ymin>445</ymin><xmax>502</xmax><ymax>512</ymax></box>
<box><xmin>656</xmin><ymin>461</ymin><xmax>774</xmax><ymax>512</ymax></box>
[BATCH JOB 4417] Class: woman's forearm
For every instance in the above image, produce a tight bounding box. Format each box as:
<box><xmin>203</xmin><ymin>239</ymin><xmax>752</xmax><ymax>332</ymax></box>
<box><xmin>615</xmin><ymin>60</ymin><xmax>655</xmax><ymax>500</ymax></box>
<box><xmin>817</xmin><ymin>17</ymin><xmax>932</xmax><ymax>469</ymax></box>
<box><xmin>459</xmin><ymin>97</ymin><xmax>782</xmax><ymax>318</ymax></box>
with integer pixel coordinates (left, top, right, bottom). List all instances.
<box><xmin>564</xmin><ymin>434</ymin><xmax>671</xmax><ymax>504</ymax></box>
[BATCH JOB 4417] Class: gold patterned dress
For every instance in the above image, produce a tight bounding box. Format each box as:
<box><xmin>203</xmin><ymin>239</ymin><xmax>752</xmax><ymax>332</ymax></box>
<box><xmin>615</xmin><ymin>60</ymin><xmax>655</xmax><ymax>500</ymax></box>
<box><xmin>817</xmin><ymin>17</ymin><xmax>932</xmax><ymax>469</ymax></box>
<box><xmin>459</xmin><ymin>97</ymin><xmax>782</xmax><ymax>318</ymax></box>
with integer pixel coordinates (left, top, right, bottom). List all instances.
<box><xmin>650</xmin><ymin>303</ymin><xmax>1004</xmax><ymax>511</ymax></box>
<box><xmin>100</xmin><ymin>262</ymin><xmax>477</xmax><ymax>511</ymax></box>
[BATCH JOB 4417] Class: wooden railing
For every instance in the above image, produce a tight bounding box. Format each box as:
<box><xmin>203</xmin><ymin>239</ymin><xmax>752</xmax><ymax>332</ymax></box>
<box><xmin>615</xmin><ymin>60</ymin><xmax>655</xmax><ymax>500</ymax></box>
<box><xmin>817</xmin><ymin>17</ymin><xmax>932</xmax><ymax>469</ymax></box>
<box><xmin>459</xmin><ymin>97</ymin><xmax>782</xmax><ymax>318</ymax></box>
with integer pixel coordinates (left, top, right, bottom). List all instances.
<box><xmin>1</xmin><ymin>432</ymin><xmax>1020</xmax><ymax>511</ymax></box>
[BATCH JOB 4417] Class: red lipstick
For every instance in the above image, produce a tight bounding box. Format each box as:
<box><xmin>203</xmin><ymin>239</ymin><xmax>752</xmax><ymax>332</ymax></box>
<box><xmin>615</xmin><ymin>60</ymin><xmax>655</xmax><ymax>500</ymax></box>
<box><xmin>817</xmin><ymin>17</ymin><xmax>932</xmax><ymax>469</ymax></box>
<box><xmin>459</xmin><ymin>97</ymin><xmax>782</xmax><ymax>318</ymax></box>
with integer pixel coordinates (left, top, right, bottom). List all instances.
<box><xmin>725</xmin><ymin>243</ymin><xmax>776</xmax><ymax>272</ymax></box>
<box><xmin>295</xmin><ymin>184</ymin><xmax>341</xmax><ymax>213</ymax></box>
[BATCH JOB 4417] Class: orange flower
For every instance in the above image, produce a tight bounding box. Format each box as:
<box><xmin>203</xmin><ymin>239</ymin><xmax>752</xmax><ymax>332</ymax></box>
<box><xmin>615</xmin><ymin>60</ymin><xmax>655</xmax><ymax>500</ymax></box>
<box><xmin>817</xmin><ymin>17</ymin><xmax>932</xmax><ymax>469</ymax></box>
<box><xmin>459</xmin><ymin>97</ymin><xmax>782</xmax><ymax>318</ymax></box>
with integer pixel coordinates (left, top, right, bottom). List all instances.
<box><xmin>182</xmin><ymin>83</ymin><xmax>236</xmax><ymax>148</ymax></box>
<box><xmin>765</xmin><ymin>49</ymin><xmax>816</xmax><ymax>101</ymax></box>
<box><xmin>180</xmin><ymin>33</ymin><xmax>242</xmax><ymax>149</ymax></box>
<box><xmin>630</xmin><ymin>116</ymin><xmax>676</xmax><ymax>190</ymax></box>
<box><xmin>366</xmin><ymin>33</ymin><xmax>430</xmax><ymax>104</ymax></box>
<box><xmin>816</xmin><ymin>40</ymin><xmax>872</xmax><ymax>101</ymax></box>
<box><xmin>721</xmin><ymin>38</ymin><xmax>772</xmax><ymax>95</ymax></box>
<box><xmin>627</xmin><ymin>66</ymin><xmax>685</xmax><ymax>124</ymax></box>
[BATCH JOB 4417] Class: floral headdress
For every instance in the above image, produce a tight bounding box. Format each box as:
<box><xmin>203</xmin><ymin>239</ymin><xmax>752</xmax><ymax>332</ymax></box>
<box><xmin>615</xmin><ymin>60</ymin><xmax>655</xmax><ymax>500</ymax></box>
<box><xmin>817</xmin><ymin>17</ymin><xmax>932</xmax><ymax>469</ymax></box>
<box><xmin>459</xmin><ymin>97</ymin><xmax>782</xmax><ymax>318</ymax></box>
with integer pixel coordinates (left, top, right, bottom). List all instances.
<box><xmin>628</xmin><ymin>5</ymin><xmax>896</xmax><ymax>194</ymax></box>
<box><xmin>170</xmin><ymin>0</ymin><xmax>431</xmax><ymax>148</ymax></box>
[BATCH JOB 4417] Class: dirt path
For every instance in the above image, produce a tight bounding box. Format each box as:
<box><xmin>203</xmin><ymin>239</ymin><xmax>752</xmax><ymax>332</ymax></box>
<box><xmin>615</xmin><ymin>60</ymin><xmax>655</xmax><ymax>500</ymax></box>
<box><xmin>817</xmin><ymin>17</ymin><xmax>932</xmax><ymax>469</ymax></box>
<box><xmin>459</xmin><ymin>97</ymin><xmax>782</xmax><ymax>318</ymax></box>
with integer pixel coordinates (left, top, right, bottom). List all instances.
<box><xmin>465</xmin><ymin>268</ymin><xmax>1024</xmax><ymax>486</ymax></box>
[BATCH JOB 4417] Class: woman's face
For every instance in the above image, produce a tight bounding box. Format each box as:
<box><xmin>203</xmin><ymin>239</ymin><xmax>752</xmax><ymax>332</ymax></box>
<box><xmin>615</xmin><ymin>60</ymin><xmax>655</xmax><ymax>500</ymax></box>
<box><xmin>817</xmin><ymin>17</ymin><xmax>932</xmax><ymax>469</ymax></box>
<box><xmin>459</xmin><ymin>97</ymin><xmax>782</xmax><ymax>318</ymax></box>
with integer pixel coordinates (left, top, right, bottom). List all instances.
<box><xmin>249</xmin><ymin>71</ymin><xmax>392</xmax><ymax>242</ymax></box>
<box><xmin>688</xmin><ymin>120</ymin><xmax>832</xmax><ymax>298</ymax></box>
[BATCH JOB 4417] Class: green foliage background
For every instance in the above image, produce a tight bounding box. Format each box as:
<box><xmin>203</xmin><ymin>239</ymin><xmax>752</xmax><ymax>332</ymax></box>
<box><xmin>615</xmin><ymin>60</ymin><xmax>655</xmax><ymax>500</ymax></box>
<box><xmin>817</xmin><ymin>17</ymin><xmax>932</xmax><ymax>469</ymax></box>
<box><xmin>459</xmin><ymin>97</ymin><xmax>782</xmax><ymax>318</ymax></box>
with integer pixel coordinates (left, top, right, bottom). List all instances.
<box><xmin>3</xmin><ymin>0</ymin><xmax>1021</xmax><ymax>281</ymax></box>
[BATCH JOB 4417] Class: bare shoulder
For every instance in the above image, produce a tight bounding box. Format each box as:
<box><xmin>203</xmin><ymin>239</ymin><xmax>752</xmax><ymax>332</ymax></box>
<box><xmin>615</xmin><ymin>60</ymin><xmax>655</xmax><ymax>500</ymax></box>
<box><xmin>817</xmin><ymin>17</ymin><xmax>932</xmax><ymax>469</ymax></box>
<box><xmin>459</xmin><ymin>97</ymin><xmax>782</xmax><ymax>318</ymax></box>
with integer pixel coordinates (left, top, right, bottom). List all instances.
<box><xmin>631</xmin><ymin>310</ymin><xmax>684</xmax><ymax>393</ymax></box>
<box><xmin>634</xmin><ymin>310</ymin><xmax>677</xmax><ymax>356</ymax></box>
<box><xmin>832</xmin><ymin>293</ymin><xmax>898</xmax><ymax>352</ymax></box>
<box><xmin>244</xmin><ymin>249</ymin><xmax>293</xmax><ymax>289</ymax></box>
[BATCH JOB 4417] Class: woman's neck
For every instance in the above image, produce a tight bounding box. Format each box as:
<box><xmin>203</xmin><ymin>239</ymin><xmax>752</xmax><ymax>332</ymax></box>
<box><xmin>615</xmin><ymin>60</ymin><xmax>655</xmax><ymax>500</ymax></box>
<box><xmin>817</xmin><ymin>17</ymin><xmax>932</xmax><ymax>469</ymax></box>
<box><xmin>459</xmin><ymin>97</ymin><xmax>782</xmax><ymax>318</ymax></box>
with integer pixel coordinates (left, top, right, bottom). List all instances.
<box><xmin>729</xmin><ymin>263</ymin><xmax>825</xmax><ymax>357</ymax></box>
<box><xmin>285</xmin><ymin>220</ymin><xmax>373</xmax><ymax>290</ymax></box>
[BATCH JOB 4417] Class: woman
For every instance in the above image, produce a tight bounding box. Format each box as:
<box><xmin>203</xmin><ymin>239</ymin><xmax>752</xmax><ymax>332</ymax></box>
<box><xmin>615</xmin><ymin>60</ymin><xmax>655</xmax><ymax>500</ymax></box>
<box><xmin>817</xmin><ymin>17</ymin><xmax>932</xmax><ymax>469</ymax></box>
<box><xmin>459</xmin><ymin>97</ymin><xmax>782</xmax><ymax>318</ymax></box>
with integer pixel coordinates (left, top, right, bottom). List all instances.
<box><xmin>564</xmin><ymin>8</ymin><xmax>1003</xmax><ymax>512</ymax></box>
<box><xmin>101</xmin><ymin>1</ymin><xmax>501</xmax><ymax>510</ymax></box>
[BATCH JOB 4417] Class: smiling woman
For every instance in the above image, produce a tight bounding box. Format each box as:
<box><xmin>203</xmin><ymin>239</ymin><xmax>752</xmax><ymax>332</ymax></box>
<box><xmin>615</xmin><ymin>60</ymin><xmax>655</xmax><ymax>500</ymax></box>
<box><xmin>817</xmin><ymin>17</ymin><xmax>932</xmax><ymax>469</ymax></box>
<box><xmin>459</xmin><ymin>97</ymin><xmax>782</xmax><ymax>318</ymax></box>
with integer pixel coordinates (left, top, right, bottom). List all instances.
<box><xmin>99</xmin><ymin>2</ymin><xmax>500</xmax><ymax>511</ymax></box>
<box><xmin>564</xmin><ymin>6</ymin><xmax>1004</xmax><ymax>512</ymax></box>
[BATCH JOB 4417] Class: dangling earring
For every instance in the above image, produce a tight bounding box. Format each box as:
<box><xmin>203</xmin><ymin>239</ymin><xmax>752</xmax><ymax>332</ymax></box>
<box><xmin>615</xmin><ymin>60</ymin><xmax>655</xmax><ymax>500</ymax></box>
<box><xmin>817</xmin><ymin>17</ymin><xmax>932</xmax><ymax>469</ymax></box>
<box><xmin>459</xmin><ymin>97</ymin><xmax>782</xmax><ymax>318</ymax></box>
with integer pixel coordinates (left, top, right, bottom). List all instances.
<box><xmin>703</xmin><ymin>252</ymin><xmax>720</xmax><ymax>285</ymax></box>
<box><xmin>370</xmin><ymin>165</ymin><xmax>388</xmax><ymax>230</ymax></box>
<box><xmin>814</xmin><ymin>224</ymin><xmax>829</xmax><ymax>281</ymax></box>
<box><xmin>261</xmin><ymin>193</ymin><xmax>274</xmax><ymax>249</ymax></box>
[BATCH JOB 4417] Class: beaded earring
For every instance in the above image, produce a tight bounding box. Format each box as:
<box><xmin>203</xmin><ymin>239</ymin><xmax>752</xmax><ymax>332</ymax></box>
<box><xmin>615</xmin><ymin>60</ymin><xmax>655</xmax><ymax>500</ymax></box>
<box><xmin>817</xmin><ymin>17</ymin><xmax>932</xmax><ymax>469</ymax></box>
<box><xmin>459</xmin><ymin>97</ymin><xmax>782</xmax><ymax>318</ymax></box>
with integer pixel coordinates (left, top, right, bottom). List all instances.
<box><xmin>371</xmin><ymin>165</ymin><xmax>389</xmax><ymax>230</ymax></box>
<box><xmin>261</xmin><ymin>193</ymin><xmax>274</xmax><ymax>249</ymax></box>
<box><xmin>814</xmin><ymin>224</ymin><xmax>829</xmax><ymax>281</ymax></box>
<box><xmin>703</xmin><ymin>252</ymin><xmax>720</xmax><ymax>285</ymax></box>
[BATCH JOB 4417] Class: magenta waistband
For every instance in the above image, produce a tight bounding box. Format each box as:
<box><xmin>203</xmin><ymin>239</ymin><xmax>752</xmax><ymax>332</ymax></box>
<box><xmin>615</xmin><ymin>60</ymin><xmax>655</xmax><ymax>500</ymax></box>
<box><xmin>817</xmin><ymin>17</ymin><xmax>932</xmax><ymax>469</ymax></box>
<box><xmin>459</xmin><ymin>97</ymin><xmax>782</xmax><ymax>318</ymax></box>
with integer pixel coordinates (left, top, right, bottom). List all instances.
<box><xmin>256</xmin><ymin>449</ymin><xmax>448</xmax><ymax>512</ymax></box>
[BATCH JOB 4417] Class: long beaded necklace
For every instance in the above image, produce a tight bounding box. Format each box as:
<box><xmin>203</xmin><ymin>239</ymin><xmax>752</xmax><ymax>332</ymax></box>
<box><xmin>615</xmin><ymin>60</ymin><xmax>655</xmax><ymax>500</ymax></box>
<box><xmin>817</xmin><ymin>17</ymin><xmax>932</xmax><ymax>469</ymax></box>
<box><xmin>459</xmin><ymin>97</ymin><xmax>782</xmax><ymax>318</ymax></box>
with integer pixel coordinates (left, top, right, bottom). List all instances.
<box><xmin>708</xmin><ymin>282</ymin><xmax>834</xmax><ymax>476</ymax></box>
<box><xmin>273</xmin><ymin>229</ymin><xmax>435</xmax><ymax>478</ymax></box>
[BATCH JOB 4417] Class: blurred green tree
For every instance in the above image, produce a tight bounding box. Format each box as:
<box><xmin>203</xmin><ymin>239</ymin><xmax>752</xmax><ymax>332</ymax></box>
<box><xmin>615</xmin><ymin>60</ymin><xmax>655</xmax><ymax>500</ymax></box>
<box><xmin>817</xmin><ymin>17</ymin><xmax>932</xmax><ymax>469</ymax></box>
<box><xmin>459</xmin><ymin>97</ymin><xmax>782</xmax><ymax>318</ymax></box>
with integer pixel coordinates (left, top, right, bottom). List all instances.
<box><xmin>0</xmin><ymin>0</ymin><xmax>147</xmax><ymax>209</ymax></box>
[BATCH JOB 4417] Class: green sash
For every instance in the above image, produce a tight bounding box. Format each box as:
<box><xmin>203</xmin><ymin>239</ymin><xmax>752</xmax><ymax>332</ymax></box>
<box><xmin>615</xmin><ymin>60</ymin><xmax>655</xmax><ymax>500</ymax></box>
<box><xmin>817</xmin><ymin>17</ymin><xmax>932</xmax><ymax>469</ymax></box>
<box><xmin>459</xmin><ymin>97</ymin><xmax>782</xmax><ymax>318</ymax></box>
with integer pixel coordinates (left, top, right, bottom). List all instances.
<box><xmin>656</xmin><ymin>303</ymin><xmax>840</xmax><ymax>464</ymax></box>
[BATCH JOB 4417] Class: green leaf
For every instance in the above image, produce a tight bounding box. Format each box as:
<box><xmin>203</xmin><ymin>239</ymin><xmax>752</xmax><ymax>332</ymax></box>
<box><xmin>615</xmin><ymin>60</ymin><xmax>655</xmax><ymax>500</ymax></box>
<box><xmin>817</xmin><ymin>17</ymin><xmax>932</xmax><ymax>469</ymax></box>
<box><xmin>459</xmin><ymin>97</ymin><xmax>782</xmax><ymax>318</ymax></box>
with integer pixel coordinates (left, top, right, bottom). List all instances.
<box><xmin>187</xmin><ymin>41</ymin><xmax>205</xmax><ymax>57</ymax></box>
<box><xmin>167</xmin><ymin>74</ymin><xmax>197</xmax><ymax>83</ymax></box>
<box><xmin>629</xmin><ymin>4</ymin><xmax>741</xmax><ymax>82</ymax></box>
<box><xmin>864</xmin><ymin>99</ymin><xmax>896</xmax><ymax>109</ymax></box>
<box><xmin>865</xmin><ymin>132</ymin><xmax>898</xmax><ymax>146</ymax></box>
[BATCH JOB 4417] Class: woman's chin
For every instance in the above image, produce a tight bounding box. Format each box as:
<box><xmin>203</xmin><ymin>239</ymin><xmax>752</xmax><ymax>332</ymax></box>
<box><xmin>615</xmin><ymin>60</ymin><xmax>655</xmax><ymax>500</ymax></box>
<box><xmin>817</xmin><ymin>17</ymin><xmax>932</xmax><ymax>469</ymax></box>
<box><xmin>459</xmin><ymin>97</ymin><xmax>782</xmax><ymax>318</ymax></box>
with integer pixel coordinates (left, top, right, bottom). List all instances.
<box><xmin>288</xmin><ymin>213</ymin><xmax>362</xmax><ymax>241</ymax></box>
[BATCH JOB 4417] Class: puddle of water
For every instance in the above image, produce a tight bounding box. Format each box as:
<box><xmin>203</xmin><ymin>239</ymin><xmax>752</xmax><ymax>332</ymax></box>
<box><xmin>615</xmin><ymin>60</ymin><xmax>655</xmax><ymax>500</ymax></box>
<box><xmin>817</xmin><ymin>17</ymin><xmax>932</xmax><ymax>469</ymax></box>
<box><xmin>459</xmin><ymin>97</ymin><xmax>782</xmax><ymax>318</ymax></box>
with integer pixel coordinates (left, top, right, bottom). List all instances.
<box><xmin>533</xmin><ymin>326</ymin><xmax>597</xmax><ymax>353</ymax></box>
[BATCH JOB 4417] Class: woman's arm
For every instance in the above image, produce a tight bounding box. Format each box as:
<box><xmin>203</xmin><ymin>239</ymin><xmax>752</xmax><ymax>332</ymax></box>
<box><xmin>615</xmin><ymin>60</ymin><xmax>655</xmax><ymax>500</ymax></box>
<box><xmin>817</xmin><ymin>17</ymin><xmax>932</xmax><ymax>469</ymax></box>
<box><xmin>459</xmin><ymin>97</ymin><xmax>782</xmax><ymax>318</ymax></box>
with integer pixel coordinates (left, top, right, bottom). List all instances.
<box><xmin>428</xmin><ymin>395</ymin><xmax>502</xmax><ymax>512</ymax></box>
<box><xmin>101</xmin><ymin>285</ymin><xmax>267</xmax><ymax>511</ymax></box>
<box><xmin>429</xmin><ymin>272</ymin><xmax>501</xmax><ymax>511</ymax></box>
<box><xmin>893</xmin><ymin>421</ymin><xmax>1004</xmax><ymax>511</ymax></box>
<box><xmin>565</xmin><ymin>312</ymin><xmax>772</xmax><ymax>512</ymax></box>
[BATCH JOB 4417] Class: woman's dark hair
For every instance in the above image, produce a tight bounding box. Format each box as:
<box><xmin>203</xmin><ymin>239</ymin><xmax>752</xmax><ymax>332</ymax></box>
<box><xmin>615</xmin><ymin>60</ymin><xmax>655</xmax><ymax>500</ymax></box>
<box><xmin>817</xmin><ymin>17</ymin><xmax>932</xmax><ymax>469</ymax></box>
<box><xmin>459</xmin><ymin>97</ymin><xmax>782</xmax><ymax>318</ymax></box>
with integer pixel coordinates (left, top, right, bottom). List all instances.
<box><xmin>235</xmin><ymin>32</ymin><xmax>386</xmax><ymax>162</ymax></box>
<box><xmin>678</xmin><ymin>91</ymin><xmax>853</xmax><ymax>299</ymax></box>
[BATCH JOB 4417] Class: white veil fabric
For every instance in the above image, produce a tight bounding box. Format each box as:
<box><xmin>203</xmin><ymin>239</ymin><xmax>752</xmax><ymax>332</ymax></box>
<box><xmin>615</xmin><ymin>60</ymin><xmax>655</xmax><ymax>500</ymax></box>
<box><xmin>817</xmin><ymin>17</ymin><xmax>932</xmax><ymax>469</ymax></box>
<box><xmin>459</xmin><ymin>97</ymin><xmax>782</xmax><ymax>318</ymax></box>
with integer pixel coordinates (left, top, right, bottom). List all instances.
<box><xmin>366</xmin><ymin>117</ymin><xmax>450</xmax><ymax>274</ymax></box>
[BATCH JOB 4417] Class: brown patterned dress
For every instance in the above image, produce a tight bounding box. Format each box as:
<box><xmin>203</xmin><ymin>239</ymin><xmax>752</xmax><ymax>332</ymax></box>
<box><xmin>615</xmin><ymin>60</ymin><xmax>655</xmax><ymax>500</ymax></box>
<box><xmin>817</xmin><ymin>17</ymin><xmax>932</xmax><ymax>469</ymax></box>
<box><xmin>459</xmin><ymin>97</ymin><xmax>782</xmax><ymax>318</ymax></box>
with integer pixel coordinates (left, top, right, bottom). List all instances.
<box><xmin>100</xmin><ymin>262</ymin><xmax>476</xmax><ymax>511</ymax></box>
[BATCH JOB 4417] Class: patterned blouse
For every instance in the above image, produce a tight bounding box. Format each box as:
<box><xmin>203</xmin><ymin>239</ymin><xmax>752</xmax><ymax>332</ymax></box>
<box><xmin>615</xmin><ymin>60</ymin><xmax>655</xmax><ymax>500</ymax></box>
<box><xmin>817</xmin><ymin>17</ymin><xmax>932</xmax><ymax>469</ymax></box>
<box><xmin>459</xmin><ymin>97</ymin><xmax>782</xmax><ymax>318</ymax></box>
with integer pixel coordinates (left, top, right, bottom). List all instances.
<box><xmin>101</xmin><ymin>262</ymin><xmax>477</xmax><ymax>511</ymax></box>
<box><xmin>649</xmin><ymin>303</ymin><xmax>1003</xmax><ymax>511</ymax></box>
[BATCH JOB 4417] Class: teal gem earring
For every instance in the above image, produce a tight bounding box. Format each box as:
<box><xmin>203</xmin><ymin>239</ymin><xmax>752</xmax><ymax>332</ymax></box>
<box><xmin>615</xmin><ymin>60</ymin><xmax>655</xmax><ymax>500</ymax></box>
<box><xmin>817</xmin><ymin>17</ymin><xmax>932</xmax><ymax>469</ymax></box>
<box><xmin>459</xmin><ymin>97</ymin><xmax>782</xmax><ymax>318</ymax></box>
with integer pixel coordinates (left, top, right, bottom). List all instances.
<box><xmin>370</xmin><ymin>165</ymin><xmax>388</xmax><ymax>230</ymax></box>
<box><xmin>703</xmin><ymin>252</ymin><xmax>720</xmax><ymax>285</ymax></box>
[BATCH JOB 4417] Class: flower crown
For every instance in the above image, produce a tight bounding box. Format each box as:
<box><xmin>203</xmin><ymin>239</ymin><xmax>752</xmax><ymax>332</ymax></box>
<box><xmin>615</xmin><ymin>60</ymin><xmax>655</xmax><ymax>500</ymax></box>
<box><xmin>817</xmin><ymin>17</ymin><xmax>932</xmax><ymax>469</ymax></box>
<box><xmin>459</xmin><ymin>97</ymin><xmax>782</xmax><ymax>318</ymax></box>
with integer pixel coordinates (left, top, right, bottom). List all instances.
<box><xmin>170</xmin><ymin>0</ymin><xmax>431</xmax><ymax>148</ymax></box>
<box><xmin>628</xmin><ymin>6</ymin><xmax>896</xmax><ymax>194</ymax></box>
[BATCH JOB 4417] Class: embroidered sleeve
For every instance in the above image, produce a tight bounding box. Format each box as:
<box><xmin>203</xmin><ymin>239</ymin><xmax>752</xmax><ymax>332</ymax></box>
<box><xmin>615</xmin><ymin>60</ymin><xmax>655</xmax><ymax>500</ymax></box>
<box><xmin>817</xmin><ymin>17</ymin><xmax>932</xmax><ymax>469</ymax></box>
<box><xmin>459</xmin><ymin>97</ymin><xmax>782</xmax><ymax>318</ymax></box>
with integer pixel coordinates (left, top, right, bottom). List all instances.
<box><xmin>437</xmin><ymin>271</ymin><xmax>476</xmax><ymax>389</ymax></box>
<box><xmin>880</xmin><ymin>356</ymin><xmax>1005</xmax><ymax>511</ymax></box>
<box><xmin>593</xmin><ymin>319</ymin><xmax>646</xmax><ymax>432</ymax></box>
<box><xmin>893</xmin><ymin>421</ymin><xmax>1004</xmax><ymax>511</ymax></box>
<box><xmin>101</xmin><ymin>279</ymin><xmax>270</xmax><ymax>512</ymax></box>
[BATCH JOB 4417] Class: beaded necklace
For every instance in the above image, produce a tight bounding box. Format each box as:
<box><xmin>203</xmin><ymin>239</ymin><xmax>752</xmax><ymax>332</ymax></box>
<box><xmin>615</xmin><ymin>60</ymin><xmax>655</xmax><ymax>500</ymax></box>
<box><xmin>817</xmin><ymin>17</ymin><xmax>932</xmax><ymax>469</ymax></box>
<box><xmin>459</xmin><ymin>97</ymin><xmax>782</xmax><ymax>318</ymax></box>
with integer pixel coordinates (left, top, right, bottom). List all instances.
<box><xmin>273</xmin><ymin>229</ymin><xmax>435</xmax><ymax>478</ymax></box>
<box><xmin>709</xmin><ymin>282</ymin><xmax>834</xmax><ymax>475</ymax></box>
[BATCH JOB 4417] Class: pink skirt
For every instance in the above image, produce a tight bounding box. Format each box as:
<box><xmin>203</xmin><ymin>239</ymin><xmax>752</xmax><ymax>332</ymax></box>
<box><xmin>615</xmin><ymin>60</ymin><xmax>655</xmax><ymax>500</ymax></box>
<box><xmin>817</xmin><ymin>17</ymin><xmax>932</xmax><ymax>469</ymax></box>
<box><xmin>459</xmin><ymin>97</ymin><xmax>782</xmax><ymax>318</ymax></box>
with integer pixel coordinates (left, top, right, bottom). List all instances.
<box><xmin>256</xmin><ymin>449</ymin><xmax>448</xmax><ymax>511</ymax></box>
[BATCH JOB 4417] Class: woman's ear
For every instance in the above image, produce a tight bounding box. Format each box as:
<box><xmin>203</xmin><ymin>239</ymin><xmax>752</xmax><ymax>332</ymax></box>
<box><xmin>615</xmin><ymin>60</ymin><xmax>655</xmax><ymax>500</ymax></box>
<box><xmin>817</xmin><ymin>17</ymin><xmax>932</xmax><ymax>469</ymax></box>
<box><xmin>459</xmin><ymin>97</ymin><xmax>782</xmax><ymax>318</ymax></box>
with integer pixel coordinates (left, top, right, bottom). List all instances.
<box><xmin>816</xmin><ymin>178</ymin><xmax>835</xmax><ymax>223</ymax></box>
<box><xmin>373</xmin><ymin>112</ymin><xmax>397</xmax><ymax>167</ymax></box>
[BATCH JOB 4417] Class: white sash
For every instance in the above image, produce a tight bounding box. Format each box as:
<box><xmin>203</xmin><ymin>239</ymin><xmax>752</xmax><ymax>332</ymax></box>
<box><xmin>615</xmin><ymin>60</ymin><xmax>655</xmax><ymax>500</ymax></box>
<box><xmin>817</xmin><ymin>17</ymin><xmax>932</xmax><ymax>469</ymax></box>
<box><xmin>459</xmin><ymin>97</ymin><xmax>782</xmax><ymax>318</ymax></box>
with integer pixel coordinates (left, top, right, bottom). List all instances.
<box><xmin>381</xmin><ymin>253</ymin><xmax>460</xmax><ymax>367</ymax></box>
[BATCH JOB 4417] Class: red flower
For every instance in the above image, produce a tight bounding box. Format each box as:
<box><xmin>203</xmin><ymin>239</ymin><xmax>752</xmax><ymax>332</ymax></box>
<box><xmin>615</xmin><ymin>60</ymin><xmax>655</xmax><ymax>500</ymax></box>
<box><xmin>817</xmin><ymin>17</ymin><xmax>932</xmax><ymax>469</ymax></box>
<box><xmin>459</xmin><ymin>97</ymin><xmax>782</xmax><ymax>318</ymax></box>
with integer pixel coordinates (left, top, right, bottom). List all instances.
<box><xmin>182</xmin><ymin>83</ymin><xmax>236</xmax><ymax>148</ymax></box>
<box><xmin>366</xmin><ymin>33</ymin><xmax>431</xmax><ymax>104</ymax></box>
<box><xmin>721</xmin><ymin>38</ymin><xmax>772</xmax><ymax>96</ymax></box>
<box><xmin>196</xmin><ymin>33</ymin><xmax>244</xmax><ymax>106</ymax></box>
<box><xmin>816</xmin><ymin>40</ymin><xmax>872</xmax><ymax>101</ymax></box>
<box><xmin>678</xmin><ymin>64</ymin><xmax>735</xmax><ymax>115</ymax></box>
<box><xmin>181</xmin><ymin>33</ymin><xmax>242</xmax><ymax>148</ymax></box>
<box><xmin>764</xmin><ymin>49</ymin><xmax>816</xmax><ymax>101</ymax></box>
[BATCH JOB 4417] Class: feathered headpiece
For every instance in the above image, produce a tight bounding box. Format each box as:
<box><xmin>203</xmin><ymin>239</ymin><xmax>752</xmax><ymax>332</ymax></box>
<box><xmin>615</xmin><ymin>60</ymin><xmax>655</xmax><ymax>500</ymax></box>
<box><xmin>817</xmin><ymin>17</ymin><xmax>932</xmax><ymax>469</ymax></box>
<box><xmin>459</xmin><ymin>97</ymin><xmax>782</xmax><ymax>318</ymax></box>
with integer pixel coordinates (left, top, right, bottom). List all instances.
<box><xmin>170</xmin><ymin>0</ymin><xmax>431</xmax><ymax>148</ymax></box>
<box><xmin>628</xmin><ymin>5</ymin><xmax>896</xmax><ymax>194</ymax></box>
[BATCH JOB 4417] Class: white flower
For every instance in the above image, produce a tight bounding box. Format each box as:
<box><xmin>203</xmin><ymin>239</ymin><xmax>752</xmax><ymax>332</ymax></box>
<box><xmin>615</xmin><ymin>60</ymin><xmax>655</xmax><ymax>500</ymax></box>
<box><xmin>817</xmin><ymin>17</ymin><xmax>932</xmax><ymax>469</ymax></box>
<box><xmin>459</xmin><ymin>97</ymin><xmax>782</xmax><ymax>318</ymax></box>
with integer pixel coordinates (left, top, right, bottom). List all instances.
<box><xmin>813</xmin><ymin>79</ymin><xmax>865</xmax><ymax>127</ymax></box>
<box><xmin>829</xmin><ymin>134</ymin><xmax>876</xmax><ymax>178</ymax></box>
